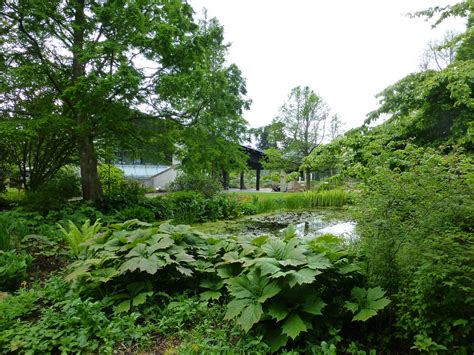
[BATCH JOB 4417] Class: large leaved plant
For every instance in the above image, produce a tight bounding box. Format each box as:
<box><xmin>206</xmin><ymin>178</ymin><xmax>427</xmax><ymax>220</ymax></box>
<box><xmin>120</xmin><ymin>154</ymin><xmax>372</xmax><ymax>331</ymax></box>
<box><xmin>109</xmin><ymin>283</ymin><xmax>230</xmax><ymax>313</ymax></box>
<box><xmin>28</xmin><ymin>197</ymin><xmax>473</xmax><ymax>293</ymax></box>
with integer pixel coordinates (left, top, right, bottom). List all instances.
<box><xmin>218</xmin><ymin>227</ymin><xmax>388</xmax><ymax>350</ymax></box>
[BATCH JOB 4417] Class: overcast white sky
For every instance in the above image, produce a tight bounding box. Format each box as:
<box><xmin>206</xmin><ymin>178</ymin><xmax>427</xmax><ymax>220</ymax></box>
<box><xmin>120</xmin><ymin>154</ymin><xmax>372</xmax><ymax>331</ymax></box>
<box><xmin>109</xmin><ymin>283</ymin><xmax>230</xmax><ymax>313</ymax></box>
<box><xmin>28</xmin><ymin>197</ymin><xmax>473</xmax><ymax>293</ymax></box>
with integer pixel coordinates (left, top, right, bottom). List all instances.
<box><xmin>188</xmin><ymin>0</ymin><xmax>466</xmax><ymax>130</ymax></box>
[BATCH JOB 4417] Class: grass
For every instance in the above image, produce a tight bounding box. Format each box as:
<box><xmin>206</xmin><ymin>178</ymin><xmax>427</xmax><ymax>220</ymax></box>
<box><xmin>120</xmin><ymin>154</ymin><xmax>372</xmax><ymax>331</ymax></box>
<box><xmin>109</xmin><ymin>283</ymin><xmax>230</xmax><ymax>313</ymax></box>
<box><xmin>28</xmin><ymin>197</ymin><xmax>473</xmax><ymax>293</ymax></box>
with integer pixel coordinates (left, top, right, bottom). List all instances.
<box><xmin>233</xmin><ymin>189</ymin><xmax>355</xmax><ymax>214</ymax></box>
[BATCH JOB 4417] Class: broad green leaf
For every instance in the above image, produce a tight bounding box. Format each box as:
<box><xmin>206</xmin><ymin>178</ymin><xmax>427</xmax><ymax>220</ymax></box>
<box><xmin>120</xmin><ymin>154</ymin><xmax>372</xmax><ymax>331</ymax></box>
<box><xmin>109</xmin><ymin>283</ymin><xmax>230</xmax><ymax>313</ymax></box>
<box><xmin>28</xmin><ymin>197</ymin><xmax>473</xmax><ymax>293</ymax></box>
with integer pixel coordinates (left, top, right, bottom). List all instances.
<box><xmin>302</xmin><ymin>297</ymin><xmax>326</xmax><ymax>315</ymax></box>
<box><xmin>132</xmin><ymin>291</ymin><xmax>152</xmax><ymax>307</ymax></box>
<box><xmin>238</xmin><ymin>303</ymin><xmax>263</xmax><ymax>332</ymax></box>
<box><xmin>272</xmin><ymin>270</ymin><xmax>295</xmax><ymax>279</ymax></box>
<box><xmin>252</xmin><ymin>235</ymin><xmax>269</xmax><ymax>246</ymax></box>
<box><xmin>258</xmin><ymin>261</ymin><xmax>281</xmax><ymax>276</ymax></box>
<box><xmin>90</xmin><ymin>267</ymin><xmax>119</xmax><ymax>282</ymax></box>
<box><xmin>367</xmin><ymin>287</ymin><xmax>386</xmax><ymax>301</ymax></box>
<box><xmin>241</xmin><ymin>245</ymin><xmax>257</xmax><ymax>256</ymax></box>
<box><xmin>148</xmin><ymin>235</ymin><xmax>174</xmax><ymax>252</ymax></box>
<box><xmin>353</xmin><ymin>308</ymin><xmax>378</xmax><ymax>321</ymax></box>
<box><xmin>267</xmin><ymin>302</ymin><xmax>289</xmax><ymax>321</ymax></box>
<box><xmin>65</xmin><ymin>264</ymin><xmax>90</xmax><ymax>281</ymax></box>
<box><xmin>287</xmin><ymin>268</ymin><xmax>320</xmax><ymax>287</ymax></box>
<box><xmin>344</xmin><ymin>301</ymin><xmax>358</xmax><ymax>313</ymax></box>
<box><xmin>225</xmin><ymin>299</ymin><xmax>249</xmax><ymax>320</ymax></box>
<box><xmin>116</xmin><ymin>300</ymin><xmax>131</xmax><ymax>313</ymax></box>
<box><xmin>119</xmin><ymin>257</ymin><xmax>141</xmax><ymax>273</ymax></box>
<box><xmin>200</xmin><ymin>290</ymin><xmax>221</xmax><ymax>301</ymax></box>
<box><xmin>138</xmin><ymin>254</ymin><xmax>159</xmax><ymax>274</ymax></box>
<box><xmin>338</xmin><ymin>263</ymin><xmax>360</xmax><ymax>274</ymax></box>
<box><xmin>369</xmin><ymin>297</ymin><xmax>391</xmax><ymax>310</ymax></box>
<box><xmin>222</xmin><ymin>251</ymin><xmax>241</xmax><ymax>264</ymax></box>
<box><xmin>258</xmin><ymin>281</ymin><xmax>281</xmax><ymax>303</ymax></box>
<box><xmin>306</xmin><ymin>254</ymin><xmax>332</xmax><ymax>270</ymax></box>
<box><xmin>262</xmin><ymin>239</ymin><xmax>287</xmax><ymax>259</ymax></box>
<box><xmin>281</xmin><ymin>313</ymin><xmax>307</xmax><ymax>339</ymax></box>
<box><xmin>199</xmin><ymin>279</ymin><xmax>223</xmax><ymax>290</ymax></box>
<box><xmin>174</xmin><ymin>252</ymin><xmax>195</xmax><ymax>263</ymax></box>
<box><xmin>351</xmin><ymin>287</ymin><xmax>366</xmax><ymax>300</ymax></box>
<box><xmin>127</xmin><ymin>244</ymin><xmax>147</xmax><ymax>258</ymax></box>
<box><xmin>227</xmin><ymin>276</ymin><xmax>255</xmax><ymax>299</ymax></box>
<box><xmin>216</xmin><ymin>265</ymin><xmax>234</xmax><ymax>279</ymax></box>
<box><xmin>176</xmin><ymin>266</ymin><xmax>193</xmax><ymax>276</ymax></box>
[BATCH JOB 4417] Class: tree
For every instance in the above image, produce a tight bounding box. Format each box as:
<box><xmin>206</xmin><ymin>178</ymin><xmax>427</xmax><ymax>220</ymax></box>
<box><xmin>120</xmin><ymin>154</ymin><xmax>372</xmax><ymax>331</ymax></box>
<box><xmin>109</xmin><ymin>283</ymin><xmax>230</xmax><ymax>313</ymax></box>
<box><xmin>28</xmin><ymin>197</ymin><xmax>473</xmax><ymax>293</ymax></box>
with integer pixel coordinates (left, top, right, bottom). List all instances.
<box><xmin>0</xmin><ymin>1</ymin><xmax>247</xmax><ymax>201</ymax></box>
<box><xmin>171</xmin><ymin>17</ymin><xmax>250</xmax><ymax>176</ymax></box>
<box><xmin>328</xmin><ymin>113</ymin><xmax>345</xmax><ymax>141</ymax></box>
<box><xmin>251</xmin><ymin>121</ymin><xmax>286</xmax><ymax>151</ymax></box>
<box><xmin>420</xmin><ymin>31</ymin><xmax>459</xmax><ymax>71</ymax></box>
<box><xmin>274</xmin><ymin>86</ymin><xmax>330</xmax><ymax>189</ymax></box>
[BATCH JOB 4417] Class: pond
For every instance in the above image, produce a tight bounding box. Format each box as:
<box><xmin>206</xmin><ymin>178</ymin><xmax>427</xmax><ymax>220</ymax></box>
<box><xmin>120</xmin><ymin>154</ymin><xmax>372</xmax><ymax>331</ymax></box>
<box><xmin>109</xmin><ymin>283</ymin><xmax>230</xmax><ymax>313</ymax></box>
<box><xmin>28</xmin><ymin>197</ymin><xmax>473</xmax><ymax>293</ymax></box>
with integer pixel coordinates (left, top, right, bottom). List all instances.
<box><xmin>197</xmin><ymin>209</ymin><xmax>358</xmax><ymax>242</ymax></box>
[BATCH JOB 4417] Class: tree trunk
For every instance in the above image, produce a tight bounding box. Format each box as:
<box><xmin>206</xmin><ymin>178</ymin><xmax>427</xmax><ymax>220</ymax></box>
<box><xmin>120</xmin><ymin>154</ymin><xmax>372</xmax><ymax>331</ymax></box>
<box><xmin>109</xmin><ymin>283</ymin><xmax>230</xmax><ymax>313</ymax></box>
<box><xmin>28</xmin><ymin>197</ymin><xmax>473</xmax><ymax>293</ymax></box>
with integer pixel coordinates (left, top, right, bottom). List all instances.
<box><xmin>78</xmin><ymin>134</ymin><xmax>102</xmax><ymax>201</ymax></box>
<box><xmin>73</xmin><ymin>0</ymin><xmax>102</xmax><ymax>201</ymax></box>
<box><xmin>305</xmin><ymin>167</ymin><xmax>311</xmax><ymax>191</ymax></box>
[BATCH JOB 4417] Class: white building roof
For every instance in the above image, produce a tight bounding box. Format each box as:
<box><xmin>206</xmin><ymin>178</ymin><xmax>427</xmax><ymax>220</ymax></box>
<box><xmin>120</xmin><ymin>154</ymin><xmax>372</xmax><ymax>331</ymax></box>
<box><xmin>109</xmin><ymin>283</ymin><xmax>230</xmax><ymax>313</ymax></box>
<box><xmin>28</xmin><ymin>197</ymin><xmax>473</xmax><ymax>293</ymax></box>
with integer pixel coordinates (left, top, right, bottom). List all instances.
<box><xmin>115</xmin><ymin>164</ymin><xmax>170</xmax><ymax>179</ymax></box>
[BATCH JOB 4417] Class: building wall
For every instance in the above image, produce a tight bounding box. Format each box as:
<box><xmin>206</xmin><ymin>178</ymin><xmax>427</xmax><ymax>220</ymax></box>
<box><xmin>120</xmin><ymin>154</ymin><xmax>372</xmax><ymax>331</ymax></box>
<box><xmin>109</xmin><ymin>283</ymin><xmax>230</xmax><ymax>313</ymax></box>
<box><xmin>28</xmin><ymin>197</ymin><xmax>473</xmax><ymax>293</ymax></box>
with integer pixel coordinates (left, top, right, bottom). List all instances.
<box><xmin>150</xmin><ymin>166</ymin><xmax>179</xmax><ymax>189</ymax></box>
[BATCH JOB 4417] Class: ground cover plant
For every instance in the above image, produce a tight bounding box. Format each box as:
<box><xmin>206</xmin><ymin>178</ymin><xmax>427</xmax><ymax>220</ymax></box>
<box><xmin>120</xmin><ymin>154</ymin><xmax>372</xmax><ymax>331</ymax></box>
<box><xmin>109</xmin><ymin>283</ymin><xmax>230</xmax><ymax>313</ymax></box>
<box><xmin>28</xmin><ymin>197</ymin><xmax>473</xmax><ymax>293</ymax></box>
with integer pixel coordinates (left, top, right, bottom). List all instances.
<box><xmin>0</xmin><ymin>218</ymin><xmax>389</xmax><ymax>353</ymax></box>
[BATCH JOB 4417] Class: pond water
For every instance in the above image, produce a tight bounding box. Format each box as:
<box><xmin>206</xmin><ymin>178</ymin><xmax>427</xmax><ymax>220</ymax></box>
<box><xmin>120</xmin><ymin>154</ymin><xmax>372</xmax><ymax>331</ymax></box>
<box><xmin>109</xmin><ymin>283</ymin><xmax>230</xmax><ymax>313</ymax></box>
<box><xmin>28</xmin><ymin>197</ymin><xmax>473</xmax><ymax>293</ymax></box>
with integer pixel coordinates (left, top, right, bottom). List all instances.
<box><xmin>199</xmin><ymin>210</ymin><xmax>358</xmax><ymax>242</ymax></box>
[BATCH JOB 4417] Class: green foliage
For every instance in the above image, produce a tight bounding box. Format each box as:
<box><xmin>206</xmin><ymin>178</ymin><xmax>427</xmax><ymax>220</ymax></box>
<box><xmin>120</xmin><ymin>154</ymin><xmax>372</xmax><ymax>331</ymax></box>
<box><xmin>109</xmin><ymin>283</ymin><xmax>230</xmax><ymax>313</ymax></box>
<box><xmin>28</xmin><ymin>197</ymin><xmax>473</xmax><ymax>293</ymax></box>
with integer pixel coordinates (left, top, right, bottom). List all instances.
<box><xmin>118</xmin><ymin>206</ymin><xmax>156</xmax><ymax>223</ymax></box>
<box><xmin>263</xmin><ymin>147</ymin><xmax>299</xmax><ymax>172</ymax></box>
<box><xmin>164</xmin><ymin>191</ymin><xmax>206</xmax><ymax>224</ymax></box>
<box><xmin>243</xmin><ymin>190</ymin><xmax>355</xmax><ymax>214</ymax></box>
<box><xmin>148</xmin><ymin>293</ymin><xmax>270</xmax><ymax>354</ymax></box>
<box><xmin>0</xmin><ymin>0</ymin><xmax>250</xmax><ymax>201</ymax></box>
<box><xmin>168</xmin><ymin>172</ymin><xmax>222</xmax><ymax>198</ymax></box>
<box><xmin>345</xmin><ymin>287</ymin><xmax>390</xmax><ymax>321</ymax></box>
<box><xmin>1</xmin><ymin>298</ymin><xmax>145</xmax><ymax>354</ymax></box>
<box><xmin>356</xmin><ymin>147</ymin><xmax>473</xmax><ymax>349</ymax></box>
<box><xmin>0</xmin><ymin>251</ymin><xmax>32</xmax><ymax>291</ymax></box>
<box><xmin>58</xmin><ymin>219</ymin><xmax>102</xmax><ymax>258</ymax></box>
<box><xmin>203</xmin><ymin>194</ymin><xmax>243</xmax><ymax>221</ymax></box>
<box><xmin>148</xmin><ymin>192</ymin><xmax>246</xmax><ymax>224</ymax></box>
<box><xmin>61</xmin><ymin>219</ymin><xmax>387</xmax><ymax>351</ymax></box>
<box><xmin>0</xmin><ymin>212</ymin><xmax>30</xmax><ymax>251</ymax></box>
<box><xmin>98</xmin><ymin>165</ymin><xmax>128</xmax><ymax>195</ymax></box>
<box><xmin>20</xmin><ymin>168</ymin><xmax>82</xmax><ymax>213</ymax></box>
<box><xmin>219</xmin><ymin>227</ymin><xmax>385</xmax><ymax>350</ymax></box>
<box><xmin>65</xmin><ymin>221</ymin><xmax>207</xmax><ymax>301</ymax></box>
<box><xmin>285</xmin><ymin>172</ymin><xmax>300</xmax><ymax>182</ymax></box>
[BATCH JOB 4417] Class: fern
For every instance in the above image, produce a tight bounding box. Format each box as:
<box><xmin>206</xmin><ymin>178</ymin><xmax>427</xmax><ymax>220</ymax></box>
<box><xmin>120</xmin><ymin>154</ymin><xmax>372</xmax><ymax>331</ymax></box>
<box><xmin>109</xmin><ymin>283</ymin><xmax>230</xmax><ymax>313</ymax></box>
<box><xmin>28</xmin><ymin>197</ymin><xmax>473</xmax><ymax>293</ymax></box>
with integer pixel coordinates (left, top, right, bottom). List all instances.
<box><xmin>58</xmin><ymin>219</ymin><xmax>101</xmax><ymax>258</ymax></box>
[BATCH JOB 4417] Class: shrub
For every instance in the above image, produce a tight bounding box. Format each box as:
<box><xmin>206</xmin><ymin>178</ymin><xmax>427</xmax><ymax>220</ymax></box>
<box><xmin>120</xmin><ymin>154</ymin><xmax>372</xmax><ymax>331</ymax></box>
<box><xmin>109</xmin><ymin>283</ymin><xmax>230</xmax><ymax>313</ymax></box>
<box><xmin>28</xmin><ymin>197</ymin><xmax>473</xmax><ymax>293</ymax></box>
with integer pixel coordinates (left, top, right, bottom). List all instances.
<box><xmin>118</xmin><ymin>206</ymin><xmax>156</xmax><ymax>223</ymax></box>
<box><xmin>204</xmin><ymin>194</ymin><xmax>242</xmax><ymax>221</ymax></box>
<box><xmin>168</xmin><ymin>173</ymin><xmax>222</xmax><ymax>198</ymax></box>
<box><xmin>356</xmin><ymin>148</ymin><xmax>473</xmax><ymax>350</ymax></box>
<box><xmin>21</xmin><ymin>168</ymin><xmax>81</xmax><ymax>213</ymax></box>
<box><xmin>165</xmin><ymin>191</ymin><xmax>206</xmax><ymax>224</ymax></box>
<box><xmin>96</xmin><ymin>165</ymin><xmax>146</xmax><ymax>211</ymax></box>
<box><xmin>146</xmin><ymin>197</ymin><xmax>175</xmax><ymax>220</ymax></box>
<box><xmin>0</xmin><ymin>250</ymin><xmax>32</xmax><ymax>291</ymax></box>
<box><xmin>98</xmin><ymin>164</ymin><xmax>127</xmax><ymax>194</ymax></box>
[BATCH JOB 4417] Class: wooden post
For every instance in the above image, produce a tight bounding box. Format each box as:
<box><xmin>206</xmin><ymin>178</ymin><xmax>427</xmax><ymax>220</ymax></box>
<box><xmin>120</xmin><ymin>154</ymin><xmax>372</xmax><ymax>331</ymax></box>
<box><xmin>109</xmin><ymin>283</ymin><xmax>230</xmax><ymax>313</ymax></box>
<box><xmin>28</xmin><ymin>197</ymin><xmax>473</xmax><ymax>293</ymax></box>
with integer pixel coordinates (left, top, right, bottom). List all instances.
<box><xmin>240</xmin><ymin>171</ymin><xmax>245</xmax><ymax>190</ymax></box>
<box><xmin>256</xmin><ymin>168</ymin><xmax>261</xmax><ymax>191</ymax></box>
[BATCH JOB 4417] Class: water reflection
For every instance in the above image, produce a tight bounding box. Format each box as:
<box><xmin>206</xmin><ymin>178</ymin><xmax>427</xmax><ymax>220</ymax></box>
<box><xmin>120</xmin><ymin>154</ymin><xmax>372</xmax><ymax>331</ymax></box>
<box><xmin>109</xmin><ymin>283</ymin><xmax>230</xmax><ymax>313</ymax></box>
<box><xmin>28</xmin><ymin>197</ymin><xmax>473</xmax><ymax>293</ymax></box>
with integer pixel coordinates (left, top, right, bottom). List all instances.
<box><xmin>292</xmin><ymin>220</ymin><xmax>358</xmax><ymax>241</ymax></box>
<box><xmin>246</xmin><ymin>211</ymin><xmax>358</xmax><ymax>240</ymax></box>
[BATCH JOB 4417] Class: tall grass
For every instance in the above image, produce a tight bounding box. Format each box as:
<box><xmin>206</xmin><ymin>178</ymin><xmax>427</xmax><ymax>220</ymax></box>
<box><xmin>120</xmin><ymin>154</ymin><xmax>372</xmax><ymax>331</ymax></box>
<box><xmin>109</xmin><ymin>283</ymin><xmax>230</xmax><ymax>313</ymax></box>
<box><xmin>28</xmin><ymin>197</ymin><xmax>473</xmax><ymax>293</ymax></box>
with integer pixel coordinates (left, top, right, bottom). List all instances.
<box><xmin>245</xmin><ymin>189</ymin><xmax>354</xmax><ymax>214</ymax></box>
